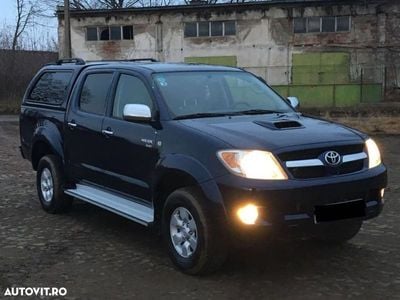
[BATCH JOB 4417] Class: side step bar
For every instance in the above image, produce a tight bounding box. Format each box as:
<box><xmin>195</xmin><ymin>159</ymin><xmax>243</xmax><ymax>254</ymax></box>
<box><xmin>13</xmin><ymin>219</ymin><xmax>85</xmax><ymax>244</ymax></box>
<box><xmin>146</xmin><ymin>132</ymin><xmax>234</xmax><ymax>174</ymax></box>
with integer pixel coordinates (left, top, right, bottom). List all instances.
<box><xmin>65</xmin><ymin>184</ymin><xmax>154</xmax><ymax>226</ymax></box>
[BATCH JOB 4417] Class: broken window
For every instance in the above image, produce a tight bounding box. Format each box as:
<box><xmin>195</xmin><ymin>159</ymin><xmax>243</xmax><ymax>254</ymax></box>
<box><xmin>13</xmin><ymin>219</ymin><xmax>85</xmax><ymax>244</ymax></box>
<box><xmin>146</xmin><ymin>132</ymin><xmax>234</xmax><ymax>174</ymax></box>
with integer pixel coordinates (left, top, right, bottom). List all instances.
<box><xmin>322</xmin><ymin>17</ymin><xmax>335</xmax><ymax>32</ymax></box>
<box><xmin>87</xmin><ymin>27</ymin><xmax>98</xmax><ymax>41</ymax></box>
<box><xmin>211</xmin><ymin>21</ymin><xmax>223</xmax><ymax>36</ymax></box>
<box><xmin>224</xmin><ymin>21</ymin><xmax>236</xmax><ymax>36</ymax></box>
<box><xmin>184</xmin><ymin>22</ymin><xmax>197</xmax><ymax>37</ymax></box>
<box><xmin>293</xmin><ymin>18</ymin><xmax>307</xmax><ymax>33</ymax></box>
<box><xmin>337</xmin><ymin>16</ymin><xmax>350</xmax><ymax>32</ymax></box>
<box><xmin>198</xmin><ymin>22</ymin><xmax>210</xmax><ymax>37</ymax></box>
<box><xmin>110</xmin><ymin>26</ymin><xmax>121</xmax><ymax>40</ymax></box>
<box><xmin>85</xmin><ymin>26</ymin><xmax>133</xmax><ymax>41</ymax></box>
<box><xmin>99</xmin><ymin>27</ymin><xmax>110</xmax><ymax>40</ymax></box>
<box><xmin>123</xmin><ymin>26</ymin><xmax>134</xmax><ymax>40</ymax></box>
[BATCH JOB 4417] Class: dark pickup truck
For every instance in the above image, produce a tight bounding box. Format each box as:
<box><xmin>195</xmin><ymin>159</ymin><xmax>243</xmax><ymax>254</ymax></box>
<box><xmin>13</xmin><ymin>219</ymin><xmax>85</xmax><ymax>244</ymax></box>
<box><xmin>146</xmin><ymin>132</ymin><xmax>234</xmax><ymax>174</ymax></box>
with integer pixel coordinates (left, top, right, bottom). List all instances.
<box><xmin>20</xmin><ymin>58</ymin><xmax>387</xmax><ymax>274</ymax></box>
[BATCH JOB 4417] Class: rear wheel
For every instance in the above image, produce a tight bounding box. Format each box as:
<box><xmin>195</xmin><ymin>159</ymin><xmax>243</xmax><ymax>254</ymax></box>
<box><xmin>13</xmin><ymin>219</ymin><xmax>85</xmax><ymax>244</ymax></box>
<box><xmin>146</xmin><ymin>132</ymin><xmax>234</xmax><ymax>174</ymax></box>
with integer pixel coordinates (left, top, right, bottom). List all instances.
<box><xmin>36</xmin><ymin>155</ymin><xmax>72</xmax><ymax>213</ymax></box>
<box><xmin>162</xmin><ymin>187</ymin><xmax>228</xmax><ymax>275</ymax></box>
<box><xmin>313</xmin><ymin>220</ymin><xmax>362</xmax><ymax>244</ymax></box>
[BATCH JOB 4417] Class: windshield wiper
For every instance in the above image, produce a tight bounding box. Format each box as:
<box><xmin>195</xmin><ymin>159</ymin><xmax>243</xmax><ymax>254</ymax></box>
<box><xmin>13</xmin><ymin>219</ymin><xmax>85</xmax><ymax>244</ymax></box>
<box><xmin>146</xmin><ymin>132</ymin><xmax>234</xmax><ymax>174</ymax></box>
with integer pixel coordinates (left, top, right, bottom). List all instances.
<box><xmin>173</xmin><ymin>112</ymin><xmax>234</xmax><ymax>120</ymax></box>
<box><xmin>232</xmin><ymin>109</ymin><xmax>284</xmax><ymax>115</ymax></box>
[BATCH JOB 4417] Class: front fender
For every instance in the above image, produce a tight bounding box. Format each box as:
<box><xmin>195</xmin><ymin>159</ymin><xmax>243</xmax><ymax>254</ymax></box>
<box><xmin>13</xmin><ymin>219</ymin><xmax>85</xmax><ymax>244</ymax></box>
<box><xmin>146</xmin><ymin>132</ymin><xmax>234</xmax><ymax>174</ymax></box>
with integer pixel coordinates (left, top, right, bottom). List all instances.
<box><xmin>154</xmin><ymin>153</ymin><xmax>225</xmax><ymax>207</ymax></box>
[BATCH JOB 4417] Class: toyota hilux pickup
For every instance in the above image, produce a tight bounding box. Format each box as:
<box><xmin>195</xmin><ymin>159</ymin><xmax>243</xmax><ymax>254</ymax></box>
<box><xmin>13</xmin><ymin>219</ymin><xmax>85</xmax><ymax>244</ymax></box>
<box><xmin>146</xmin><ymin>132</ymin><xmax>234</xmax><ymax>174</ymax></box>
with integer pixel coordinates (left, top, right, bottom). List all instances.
<box><xmin>20</xmin><ymin>58</ymin><xmax>387</xmax><ymax>274</ymax></box>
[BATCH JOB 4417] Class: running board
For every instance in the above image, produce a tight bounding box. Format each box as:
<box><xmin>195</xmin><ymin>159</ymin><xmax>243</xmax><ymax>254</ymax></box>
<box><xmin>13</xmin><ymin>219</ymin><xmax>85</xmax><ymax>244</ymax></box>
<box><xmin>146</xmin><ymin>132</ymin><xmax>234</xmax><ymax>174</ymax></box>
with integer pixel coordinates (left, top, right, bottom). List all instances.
<box><xmin>65</xmin><ymin>184</ymin><xmax>154</xmax><ymax>226</ymax></box>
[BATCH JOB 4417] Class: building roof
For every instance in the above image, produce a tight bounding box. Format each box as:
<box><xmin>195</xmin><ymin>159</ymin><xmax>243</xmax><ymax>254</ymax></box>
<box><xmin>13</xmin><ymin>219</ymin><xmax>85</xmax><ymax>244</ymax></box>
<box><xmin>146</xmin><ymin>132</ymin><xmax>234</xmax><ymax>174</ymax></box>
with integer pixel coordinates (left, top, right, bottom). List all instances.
<box><xmin>57</xmin><ymin>0</ymin><xmax>383</xmax><ymax>17</ymax></box>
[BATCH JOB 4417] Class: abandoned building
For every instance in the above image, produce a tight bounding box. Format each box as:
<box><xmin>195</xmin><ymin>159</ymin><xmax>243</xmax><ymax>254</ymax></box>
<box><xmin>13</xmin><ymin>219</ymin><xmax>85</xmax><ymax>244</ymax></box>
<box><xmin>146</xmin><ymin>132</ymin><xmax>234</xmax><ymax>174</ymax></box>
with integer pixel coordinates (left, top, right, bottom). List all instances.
<box><xmin>57</xmin><ymin>0</ymin><xmax>400</xmax><ymax>107</ymax></box>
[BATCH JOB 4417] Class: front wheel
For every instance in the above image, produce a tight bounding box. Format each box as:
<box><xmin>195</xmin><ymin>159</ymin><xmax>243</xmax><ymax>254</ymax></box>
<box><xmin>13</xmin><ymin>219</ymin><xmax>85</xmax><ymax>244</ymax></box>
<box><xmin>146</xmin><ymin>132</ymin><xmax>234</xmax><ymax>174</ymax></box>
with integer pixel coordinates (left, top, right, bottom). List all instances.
<box><xmin>162</xmin><ymin>187</ymin><xmax>228</xmax><ymax>275</ymax></box>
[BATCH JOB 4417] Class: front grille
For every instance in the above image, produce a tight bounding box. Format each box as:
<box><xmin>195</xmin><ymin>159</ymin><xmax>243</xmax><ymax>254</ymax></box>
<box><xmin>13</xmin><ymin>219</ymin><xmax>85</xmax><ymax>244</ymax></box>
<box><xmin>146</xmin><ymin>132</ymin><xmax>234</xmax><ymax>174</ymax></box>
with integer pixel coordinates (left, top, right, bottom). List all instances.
<box><xmin>280</xmin><ymin>143</ymin><xmax>366</xmax><ymax>179</ymax></box>
<box><xmin>278</xmin><ymin>143</ymin><xmax>364</xmax><ymax>161</ymax></box>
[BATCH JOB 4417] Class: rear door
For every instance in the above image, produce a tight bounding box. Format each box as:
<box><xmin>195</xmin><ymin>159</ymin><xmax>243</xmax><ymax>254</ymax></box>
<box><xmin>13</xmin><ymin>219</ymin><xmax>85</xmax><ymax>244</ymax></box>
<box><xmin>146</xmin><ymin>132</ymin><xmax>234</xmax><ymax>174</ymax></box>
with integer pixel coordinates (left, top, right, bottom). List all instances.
<box><xmin>64</xmin><ymin>70</ymin><xmax>115</xmax><ymax>186</ymax></box>
<box><xmin>100</xmin><ymin>71</ymin><xmax>159</xmax><ymax>203</ymax></box>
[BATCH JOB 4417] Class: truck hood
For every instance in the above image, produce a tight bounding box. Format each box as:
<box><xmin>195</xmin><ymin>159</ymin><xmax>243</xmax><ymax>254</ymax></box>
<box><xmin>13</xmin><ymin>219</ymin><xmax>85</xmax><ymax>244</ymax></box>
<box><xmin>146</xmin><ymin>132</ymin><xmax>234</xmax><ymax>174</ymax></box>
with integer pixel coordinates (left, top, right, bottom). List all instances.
<box><xmin>178</xmin><ymin>113</ymin><xmax>365</xmax><ymax>151</ymax></box>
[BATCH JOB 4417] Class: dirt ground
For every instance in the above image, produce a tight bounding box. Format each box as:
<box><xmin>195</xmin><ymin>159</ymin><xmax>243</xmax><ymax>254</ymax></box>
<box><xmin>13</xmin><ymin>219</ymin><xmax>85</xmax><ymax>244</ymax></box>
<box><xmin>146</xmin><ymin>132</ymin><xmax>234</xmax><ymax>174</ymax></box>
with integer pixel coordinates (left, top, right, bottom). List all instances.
<box><xmin>0</xmin><ymin>119</ymin><xmax>399</xmax><ymax>299</ymax></box>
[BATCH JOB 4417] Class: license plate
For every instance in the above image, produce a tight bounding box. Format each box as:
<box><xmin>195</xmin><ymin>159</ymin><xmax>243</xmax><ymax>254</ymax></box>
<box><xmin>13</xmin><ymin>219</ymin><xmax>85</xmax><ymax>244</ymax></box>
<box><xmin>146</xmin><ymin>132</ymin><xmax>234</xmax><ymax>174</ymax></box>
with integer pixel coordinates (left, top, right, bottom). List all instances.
<box><xmin>314</xmin><ymin>199</ymin><xmax>366</xmax><ymax>223</ymax></box>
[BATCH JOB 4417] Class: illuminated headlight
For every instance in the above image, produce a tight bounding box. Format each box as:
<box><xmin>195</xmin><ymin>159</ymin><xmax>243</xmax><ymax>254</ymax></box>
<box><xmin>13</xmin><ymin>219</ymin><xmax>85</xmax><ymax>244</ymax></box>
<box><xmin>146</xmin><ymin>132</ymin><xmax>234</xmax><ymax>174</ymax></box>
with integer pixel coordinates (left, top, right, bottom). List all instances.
<box><xmin>365</xmin><ymin>138</ymin><xmax>381</xmax><ymax>169</ymax></box>
<box><xmin>237</xmin><ymin>204</ymin><xmax>259</xmax><ymax>225</ymax></box>
<box><xmin>217</xmin><ymin>150</ymin><xmax>288</xmax><ymax>180</ymax></box>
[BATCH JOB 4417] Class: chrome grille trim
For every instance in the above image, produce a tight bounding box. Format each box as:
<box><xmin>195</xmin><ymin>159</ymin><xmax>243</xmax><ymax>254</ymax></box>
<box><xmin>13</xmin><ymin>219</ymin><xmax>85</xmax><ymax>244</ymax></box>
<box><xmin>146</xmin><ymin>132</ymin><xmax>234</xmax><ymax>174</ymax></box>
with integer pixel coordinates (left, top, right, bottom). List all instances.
<box><xmin>286</xmin><ymin>159</ymin><xmax>324</xmax><ymax>168</ymax></box>
<box><xmin>342</xmin><ymin>152</ymin><xmax>367</xmax><ymax>163</ymax></box>
<box><xmin>285</xmin><ymin>152</ymin><xmax>367</xmax><ymax>168</ymax></box>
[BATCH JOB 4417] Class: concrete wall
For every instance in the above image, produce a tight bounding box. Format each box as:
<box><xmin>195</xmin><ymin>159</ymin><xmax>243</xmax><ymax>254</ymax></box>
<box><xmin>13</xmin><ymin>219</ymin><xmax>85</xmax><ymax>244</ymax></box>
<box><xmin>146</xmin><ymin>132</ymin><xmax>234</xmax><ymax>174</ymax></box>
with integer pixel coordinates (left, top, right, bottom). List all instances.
<box><xmin>58</xmin><ymin>1</ymin><xmax>400</xmax><ymax>107</ymax></box>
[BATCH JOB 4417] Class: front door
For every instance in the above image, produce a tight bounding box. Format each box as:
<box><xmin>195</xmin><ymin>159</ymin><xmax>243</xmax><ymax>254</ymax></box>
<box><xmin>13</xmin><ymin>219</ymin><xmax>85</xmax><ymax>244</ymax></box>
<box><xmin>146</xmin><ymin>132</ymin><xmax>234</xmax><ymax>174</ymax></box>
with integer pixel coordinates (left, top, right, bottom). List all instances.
<box><xmin>64</xmin><ymin>71</ymin><xmax>115</xmax><ymax>186</ymax></box>
<box><xmin>101</xmin><ymin>72</ymin><xmax>159</xmax><ymax>203</ymax></box>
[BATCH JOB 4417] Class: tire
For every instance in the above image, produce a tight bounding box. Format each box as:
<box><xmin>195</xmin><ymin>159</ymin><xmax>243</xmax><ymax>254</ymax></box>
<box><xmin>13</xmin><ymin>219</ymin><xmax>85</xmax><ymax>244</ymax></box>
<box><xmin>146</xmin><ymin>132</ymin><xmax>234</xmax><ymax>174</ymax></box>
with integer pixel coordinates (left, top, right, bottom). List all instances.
<box><xmin>162</xmin><ymin>187</ymin><xmax>228</xmax><ymax>275</ymax></box>
<box><xmin>313</xmin><ymin>220</ymin><xmax>362</xmax><ymax>244</ymax></box>
<box><xmin>36</xmin><ymin>155</ymin><xmax>72</xmax><ymax>214</ymax></box>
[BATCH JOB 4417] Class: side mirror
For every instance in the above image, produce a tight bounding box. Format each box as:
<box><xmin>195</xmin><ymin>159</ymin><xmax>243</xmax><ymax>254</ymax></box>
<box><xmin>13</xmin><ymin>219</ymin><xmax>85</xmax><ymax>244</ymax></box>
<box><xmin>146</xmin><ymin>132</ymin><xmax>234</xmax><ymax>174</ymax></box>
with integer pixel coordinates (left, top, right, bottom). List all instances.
<box><xmin>123</xmin><ymin>104</ymin><xmax>152</xmax><ymax>122</ymax></box>
<box><xmin>287</xmin><ymin>97</ymin><xmax>300</xmax><ymax>109</ymax></box>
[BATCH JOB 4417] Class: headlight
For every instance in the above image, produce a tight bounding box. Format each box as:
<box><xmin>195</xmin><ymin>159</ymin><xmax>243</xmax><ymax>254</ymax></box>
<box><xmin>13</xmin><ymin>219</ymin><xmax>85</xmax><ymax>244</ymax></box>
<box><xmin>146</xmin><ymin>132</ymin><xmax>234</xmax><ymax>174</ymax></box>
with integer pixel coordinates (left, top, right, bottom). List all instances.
<box><xmin>366</xmin><ymin>138</ymin><xmax>381</xmax><ymax>169</ymax></box>
<box><xmin>217</xmin><ymin>150</ymin><xmax>288</xmax><ymax>180</ymax></box>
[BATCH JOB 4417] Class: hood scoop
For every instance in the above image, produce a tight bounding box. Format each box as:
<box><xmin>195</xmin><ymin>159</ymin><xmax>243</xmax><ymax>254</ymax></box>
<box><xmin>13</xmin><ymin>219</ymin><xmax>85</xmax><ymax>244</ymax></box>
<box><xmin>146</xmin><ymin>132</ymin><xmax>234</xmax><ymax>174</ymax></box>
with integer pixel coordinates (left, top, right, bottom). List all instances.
<box><xmin>254</xmin><ymin>120</ymin><xmax>304</xmax><ymax>130</ymax></box>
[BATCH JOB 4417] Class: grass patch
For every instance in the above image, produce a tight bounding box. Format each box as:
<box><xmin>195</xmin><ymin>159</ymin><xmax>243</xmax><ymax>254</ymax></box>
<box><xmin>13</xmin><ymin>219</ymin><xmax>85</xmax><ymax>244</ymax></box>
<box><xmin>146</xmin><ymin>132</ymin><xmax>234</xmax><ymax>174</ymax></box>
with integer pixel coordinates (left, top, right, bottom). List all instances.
<box><xmin>0</xmin><ymin>100</ymin><xmax>21</xmax><ymax>114</ymax></box>
<box><xmin>322</xmin><ymin>113</ymin><xmax>400</xmax><ymax>135</ymax></box>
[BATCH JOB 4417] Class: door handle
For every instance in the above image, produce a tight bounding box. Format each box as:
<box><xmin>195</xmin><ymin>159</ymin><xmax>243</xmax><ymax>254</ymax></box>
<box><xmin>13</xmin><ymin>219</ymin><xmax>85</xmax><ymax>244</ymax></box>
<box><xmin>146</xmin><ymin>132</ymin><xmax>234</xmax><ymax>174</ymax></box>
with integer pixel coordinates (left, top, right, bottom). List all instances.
<box><xmin>67</xmin><ymin>121</ymin><xmax>77</xmax><ymax>129</ymax></box>
<box><xmin>102</xmin><ymin>129</ymin><xmax>114</xmax><ymax>137</ymax></box>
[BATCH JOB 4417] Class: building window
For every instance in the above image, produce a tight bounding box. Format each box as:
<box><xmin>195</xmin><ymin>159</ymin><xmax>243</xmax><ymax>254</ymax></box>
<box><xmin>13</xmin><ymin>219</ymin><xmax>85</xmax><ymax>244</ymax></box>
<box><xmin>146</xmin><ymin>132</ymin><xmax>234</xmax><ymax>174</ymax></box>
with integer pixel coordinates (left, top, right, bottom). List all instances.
<box><xmin>86</xmin><ymin>26</ymin><xmax>134</xmax><ymax>41</ymax></box>
<box><xmin>99</xmin><ymin>27</ymin><xmax>110</xmax><ymax>40</ymax></box>
<box><xmin>293</xmin><ymin>16</ymin><xmax>351</xmax><ymax>33</ymax></box>
<box><xmin>123</xmin><ymin>26</ymin><xmax>134</xmax><ymax>40</ymax></box>
<box><xmin>198</xmin><ymin>21</ymin><xmax>210</xmax><ymax>37</ymax></box>
<box><xmin>336</xmin><ymin>16</ymin><xmax>351</xmax><ymax>32</ymax></box>
<box><xmin>184</xmin><ymin>21</ymin><xmax>236</xmax><ymax>38</ymax></box>
<box><xmin>211</xmin><ymin>21</ymin><xmax>223</xmax><ymax>36</ymax></box>
<box><xmin>110</xmin><ymin>26</ymin><xmax>121</xmax><ymax>40</ymax></box>
<box><xmin>184</xmin><ymin>22</ymin><xmax>197</xmax><ymax>37</ymax></box>
<box><xmin>293</xmin><ymin>18</ymin><xmax>306</xmax><ymax>33</ymax></box>
<box><xmin>86</xmin><ymin>27</ymin><xmax>98</xmax><ymax>41</ymax></box>
<box><xmin>224</xmin><ymin>21</ymin><xmax>236</xmax><ymax>36</ymax></box>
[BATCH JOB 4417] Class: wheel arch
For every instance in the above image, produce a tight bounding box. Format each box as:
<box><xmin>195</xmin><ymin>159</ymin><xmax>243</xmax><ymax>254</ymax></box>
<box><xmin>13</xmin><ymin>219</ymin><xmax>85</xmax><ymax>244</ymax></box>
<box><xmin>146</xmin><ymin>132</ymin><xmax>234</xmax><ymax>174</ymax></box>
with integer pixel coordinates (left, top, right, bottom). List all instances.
<box><xmin>31</xmin><ymin>122</ymin><xmax>64</xmax><ymax>170</ymax></box>
<box><xmin>152</xmin><ymin>154</ymin><xmax>226</xmax><ymax>226</ymax></box>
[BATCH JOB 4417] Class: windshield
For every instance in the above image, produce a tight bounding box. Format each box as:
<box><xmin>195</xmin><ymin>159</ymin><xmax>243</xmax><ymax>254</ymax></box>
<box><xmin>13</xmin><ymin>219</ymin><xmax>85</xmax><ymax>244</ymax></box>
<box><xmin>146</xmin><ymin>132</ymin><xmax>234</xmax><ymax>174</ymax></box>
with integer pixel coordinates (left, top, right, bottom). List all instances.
<box><xmin>153</xmin><ymin>71</ymin><xmax>293</xmax><ymax>119</ymax></box>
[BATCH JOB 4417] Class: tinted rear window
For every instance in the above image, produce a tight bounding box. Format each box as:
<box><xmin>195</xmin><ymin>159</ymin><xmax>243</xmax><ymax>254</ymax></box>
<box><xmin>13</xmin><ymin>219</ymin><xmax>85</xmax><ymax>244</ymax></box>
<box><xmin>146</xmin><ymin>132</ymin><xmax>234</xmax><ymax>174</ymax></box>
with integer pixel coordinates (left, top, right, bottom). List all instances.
<box><xmin>79</xmin><ymin>73</ymin><xmax>113</xmax><ymax>115</ymax></box>
<box><xmin>29</xmin><ymin>71</ymin><xmax>73</xmax><ymax>105</ymax></box>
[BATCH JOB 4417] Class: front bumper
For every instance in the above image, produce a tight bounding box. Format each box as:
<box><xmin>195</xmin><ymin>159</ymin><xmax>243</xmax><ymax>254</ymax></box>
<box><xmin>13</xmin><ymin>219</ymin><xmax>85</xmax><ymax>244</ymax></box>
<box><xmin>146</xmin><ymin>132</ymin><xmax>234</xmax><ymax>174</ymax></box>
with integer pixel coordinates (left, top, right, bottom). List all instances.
<box><xmin>215</xmin><ymin>164</ymin><xmax>387</xmax><ymax>234</ymax></box>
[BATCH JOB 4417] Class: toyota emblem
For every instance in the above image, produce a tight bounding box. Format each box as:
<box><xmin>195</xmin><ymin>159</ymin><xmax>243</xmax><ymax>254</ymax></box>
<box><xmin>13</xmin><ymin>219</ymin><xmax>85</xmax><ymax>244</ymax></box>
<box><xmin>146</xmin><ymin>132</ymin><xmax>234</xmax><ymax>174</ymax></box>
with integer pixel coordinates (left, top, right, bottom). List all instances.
<box><xmin>324</xmin><ymin>151</ymin><xmax>341</xmax><ymax>166</ymax></box>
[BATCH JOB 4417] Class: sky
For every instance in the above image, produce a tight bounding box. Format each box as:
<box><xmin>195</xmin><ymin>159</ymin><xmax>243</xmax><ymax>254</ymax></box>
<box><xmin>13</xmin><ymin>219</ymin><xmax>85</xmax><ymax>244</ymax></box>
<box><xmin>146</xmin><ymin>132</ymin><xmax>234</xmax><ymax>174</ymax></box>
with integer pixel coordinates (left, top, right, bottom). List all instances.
<box><xmin>0</xmin><ymin>0</ymin><xmax>58</xmax><ymax>49</ymax></box>
<box><xmin>0</xmin><ymin>0</ymin><xmax>16</xmax><ymax>24</ymax></box>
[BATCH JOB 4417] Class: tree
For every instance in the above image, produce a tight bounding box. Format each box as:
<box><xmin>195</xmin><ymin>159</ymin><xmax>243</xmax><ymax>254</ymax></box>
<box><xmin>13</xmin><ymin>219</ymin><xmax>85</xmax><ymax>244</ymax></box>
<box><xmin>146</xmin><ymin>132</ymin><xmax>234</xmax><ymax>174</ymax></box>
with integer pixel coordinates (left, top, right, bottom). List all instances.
<box><xmin>43</xmin><ymin>0</ymin><xmax>142</xmax><ymax>9</ymax></box>
<box><xmin>12</xmin><ymin>0</ymin><xmax>39</xmax><ymax>50</ymax></box>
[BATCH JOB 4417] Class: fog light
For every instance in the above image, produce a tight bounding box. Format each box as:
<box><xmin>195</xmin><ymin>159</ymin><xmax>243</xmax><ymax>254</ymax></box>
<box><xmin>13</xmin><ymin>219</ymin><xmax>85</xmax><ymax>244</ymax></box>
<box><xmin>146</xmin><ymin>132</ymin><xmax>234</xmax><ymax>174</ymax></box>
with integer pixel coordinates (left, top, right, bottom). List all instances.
<box><xmin>237</xmin><ymin>204</ymin><xmax>259</xmax><ymax>225</ymax></box>
<box><xmin>380</xmin><ymin>188</ymin><xmax>385</xmax><ymax>199</ymax></box>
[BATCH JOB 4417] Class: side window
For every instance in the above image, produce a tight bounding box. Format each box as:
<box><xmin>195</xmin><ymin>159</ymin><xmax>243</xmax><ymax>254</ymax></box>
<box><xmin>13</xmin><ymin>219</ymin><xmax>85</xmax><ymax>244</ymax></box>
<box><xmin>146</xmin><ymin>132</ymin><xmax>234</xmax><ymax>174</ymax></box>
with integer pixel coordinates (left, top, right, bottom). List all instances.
<box><xmin>79</xmin><ymin>73</ymin><xmax>113</xmax><ymax>115</ymax></box>
<box><xmin>29</xmin><ymin>71</ymin><xmax>72</xmax><ymax>105</ymax></box>
<box><xmin>112</xmin><ymin>74</ymin><xmax>153</xmax><ymax>119</ymax></box>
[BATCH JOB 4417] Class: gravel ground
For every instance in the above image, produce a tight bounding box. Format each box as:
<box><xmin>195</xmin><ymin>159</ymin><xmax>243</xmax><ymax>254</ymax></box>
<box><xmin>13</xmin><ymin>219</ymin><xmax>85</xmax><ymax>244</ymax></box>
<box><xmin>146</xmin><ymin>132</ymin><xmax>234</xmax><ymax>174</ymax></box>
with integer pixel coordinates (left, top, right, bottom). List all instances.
<box><xmin>0</xmin><ymin>120</ymin><xmax>399</xmax><ymax>299</ymax></box>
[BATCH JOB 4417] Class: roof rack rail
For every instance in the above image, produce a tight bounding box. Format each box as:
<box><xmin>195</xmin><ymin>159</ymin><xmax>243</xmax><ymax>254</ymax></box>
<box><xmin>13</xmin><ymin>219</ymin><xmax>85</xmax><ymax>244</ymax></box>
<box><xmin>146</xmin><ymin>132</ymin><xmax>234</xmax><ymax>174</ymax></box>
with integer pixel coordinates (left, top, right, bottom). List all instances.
<box><xmin>128</xmin><ymin>58</ymin><xmax>158</xmax><ymax>62</ymax></box>
<box><xmin>56</xmin><ymin>58</ymin><xmax>86</xmax><ymax>65</ymax></box>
